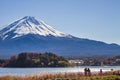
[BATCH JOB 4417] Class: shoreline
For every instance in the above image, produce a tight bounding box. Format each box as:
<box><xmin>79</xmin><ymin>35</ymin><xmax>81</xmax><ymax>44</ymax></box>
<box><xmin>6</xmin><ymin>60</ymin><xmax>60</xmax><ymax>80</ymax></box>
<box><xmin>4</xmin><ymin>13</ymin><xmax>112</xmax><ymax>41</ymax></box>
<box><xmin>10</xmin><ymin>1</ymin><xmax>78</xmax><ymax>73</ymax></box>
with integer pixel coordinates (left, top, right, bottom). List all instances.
<box><xmin>0</xmin><ymin>70</ymin><xmax>120</xmax><ymax>80</ymax></box>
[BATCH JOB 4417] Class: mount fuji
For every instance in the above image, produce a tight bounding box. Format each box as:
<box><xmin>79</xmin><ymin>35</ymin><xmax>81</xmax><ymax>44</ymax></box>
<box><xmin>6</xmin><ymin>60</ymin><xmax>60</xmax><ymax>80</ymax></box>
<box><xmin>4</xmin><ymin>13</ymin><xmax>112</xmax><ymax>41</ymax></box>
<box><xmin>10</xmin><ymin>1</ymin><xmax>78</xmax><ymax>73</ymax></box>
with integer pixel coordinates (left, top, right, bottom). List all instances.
<box><xmin>0</xmin><ymin>16</ymin><xmax>120</xmax><ymax>57</ymax></box>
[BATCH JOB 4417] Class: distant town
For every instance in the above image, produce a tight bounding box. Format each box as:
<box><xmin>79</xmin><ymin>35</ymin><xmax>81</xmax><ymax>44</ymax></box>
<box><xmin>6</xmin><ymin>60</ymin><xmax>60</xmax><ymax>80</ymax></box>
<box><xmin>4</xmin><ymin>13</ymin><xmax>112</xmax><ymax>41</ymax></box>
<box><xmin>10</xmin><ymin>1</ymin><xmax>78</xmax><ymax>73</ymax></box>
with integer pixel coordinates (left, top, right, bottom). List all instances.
<box><xmin>68</xmin><ymin>55</ymin><xmax>120</xmax><ymax>66</ymax></box>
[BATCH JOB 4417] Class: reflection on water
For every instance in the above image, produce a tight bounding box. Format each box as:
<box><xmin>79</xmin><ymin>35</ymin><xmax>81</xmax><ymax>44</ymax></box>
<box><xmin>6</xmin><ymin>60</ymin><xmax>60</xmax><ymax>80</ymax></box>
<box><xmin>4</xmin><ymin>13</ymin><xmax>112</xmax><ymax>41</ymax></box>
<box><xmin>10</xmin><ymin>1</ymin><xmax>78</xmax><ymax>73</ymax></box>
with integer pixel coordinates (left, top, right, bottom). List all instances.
<box><xmin>0</xmin><ymin>66</ymin><xmax>120</xmax><ymax>76</ymax></box>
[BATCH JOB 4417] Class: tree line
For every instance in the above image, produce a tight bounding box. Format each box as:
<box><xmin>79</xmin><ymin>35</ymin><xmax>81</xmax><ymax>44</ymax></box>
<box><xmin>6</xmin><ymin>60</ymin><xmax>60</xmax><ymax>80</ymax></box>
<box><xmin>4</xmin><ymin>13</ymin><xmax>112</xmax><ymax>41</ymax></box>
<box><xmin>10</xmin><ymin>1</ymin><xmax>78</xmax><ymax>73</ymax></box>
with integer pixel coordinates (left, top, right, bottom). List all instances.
<box><xmin>0</xmin><ymin>52</ymin><xmax>74</xmax><ymax>67</ymax></box>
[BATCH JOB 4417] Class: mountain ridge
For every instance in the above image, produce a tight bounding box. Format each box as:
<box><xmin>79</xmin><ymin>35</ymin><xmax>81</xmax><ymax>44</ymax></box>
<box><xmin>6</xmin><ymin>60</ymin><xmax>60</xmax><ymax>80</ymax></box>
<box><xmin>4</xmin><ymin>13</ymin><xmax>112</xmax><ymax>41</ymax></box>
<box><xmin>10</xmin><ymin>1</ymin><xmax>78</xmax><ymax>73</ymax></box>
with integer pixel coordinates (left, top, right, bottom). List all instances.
<box><xmin>0</xmin><ymin>16</ymin><xmax>120</xmax><ymax>58</ymax></box>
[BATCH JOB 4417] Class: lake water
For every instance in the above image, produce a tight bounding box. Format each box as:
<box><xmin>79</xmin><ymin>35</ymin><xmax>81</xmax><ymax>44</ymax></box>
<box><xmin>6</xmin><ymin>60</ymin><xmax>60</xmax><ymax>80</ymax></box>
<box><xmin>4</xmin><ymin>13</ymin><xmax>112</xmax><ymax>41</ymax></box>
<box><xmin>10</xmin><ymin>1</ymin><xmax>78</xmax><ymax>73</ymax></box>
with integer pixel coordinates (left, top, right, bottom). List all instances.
<box><xmin>0</xmin><ymin>66</ymin><xmax>120</xmax><ymax>76</ymax></box>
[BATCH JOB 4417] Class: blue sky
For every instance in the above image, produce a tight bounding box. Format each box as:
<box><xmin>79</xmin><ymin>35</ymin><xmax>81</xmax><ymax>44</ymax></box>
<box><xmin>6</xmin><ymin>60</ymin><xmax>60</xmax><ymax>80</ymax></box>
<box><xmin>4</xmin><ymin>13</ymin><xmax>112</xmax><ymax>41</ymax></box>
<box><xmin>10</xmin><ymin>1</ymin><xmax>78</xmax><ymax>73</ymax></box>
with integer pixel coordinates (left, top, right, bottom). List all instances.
<box><xmin>0</xmin><ymin>0</ymin><xmax>120</xmax><ymax>44</ymax></box>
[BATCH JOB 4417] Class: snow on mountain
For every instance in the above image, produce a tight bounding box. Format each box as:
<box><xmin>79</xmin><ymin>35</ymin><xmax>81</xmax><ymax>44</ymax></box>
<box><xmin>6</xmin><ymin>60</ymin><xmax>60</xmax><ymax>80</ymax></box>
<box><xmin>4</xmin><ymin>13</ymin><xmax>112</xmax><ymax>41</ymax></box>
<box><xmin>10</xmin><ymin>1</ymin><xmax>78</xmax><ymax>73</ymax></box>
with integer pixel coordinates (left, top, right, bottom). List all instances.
<box><xmin>0</xmin><ymin>16</ymin><xmax>71</xmax><ymax>40</ymax></box>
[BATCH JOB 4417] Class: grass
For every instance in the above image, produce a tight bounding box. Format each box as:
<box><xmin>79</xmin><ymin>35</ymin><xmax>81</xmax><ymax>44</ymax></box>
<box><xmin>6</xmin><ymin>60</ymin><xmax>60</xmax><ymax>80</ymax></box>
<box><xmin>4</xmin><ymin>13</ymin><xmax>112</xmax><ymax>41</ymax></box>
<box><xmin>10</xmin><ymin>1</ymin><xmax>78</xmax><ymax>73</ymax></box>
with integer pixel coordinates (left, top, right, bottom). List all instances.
<box><xmin>0</xmin><ymin>71</ymin><xmax>120</xmax><ymax>80</ymax></box>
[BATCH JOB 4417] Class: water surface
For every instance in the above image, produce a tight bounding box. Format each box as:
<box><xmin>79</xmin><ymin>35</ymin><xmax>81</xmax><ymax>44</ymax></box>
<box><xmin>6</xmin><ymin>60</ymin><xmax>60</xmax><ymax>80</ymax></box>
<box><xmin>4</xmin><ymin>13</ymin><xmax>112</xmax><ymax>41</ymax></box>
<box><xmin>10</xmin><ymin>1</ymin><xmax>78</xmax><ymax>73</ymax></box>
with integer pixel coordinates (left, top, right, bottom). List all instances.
<box><xmin>0</xmin><ymin>66</ymin><xmax>120</xmax><ymax>76</ymax></box>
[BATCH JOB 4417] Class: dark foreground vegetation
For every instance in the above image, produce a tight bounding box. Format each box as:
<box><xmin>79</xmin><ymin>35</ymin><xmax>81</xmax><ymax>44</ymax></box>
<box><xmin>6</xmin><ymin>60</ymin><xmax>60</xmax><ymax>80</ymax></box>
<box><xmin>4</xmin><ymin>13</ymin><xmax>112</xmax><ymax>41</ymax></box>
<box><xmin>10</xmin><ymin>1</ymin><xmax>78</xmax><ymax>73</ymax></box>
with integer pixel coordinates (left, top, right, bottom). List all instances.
<box><xmin>0</xmin><ymin>52</ymin><xmax>74</xmax><ymax>67</ymax></box>
<box><xmin>0</xmin><ymin>70</ymin><xmax>120</xmax><ymax>80</ymax></box>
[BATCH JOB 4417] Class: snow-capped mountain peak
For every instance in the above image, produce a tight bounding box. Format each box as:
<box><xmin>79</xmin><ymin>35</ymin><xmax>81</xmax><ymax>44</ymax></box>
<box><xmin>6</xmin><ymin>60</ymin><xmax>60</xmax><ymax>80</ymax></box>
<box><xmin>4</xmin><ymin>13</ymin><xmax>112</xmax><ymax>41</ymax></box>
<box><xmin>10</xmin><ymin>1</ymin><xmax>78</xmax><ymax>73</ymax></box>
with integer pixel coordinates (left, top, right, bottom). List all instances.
<box><xmin>0</xmin><ymin>16</ymin><xmax>71</xmax><ymax>40</ymax></box>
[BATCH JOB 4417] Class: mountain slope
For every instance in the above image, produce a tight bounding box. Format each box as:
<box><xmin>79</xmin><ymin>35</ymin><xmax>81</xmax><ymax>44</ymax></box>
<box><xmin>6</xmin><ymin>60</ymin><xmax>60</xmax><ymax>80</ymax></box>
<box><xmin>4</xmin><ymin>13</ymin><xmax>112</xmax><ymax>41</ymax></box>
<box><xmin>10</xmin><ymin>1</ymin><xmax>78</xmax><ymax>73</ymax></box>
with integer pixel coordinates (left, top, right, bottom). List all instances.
<box><xmin>0</xmin><ymin>16</ymin><xmax>72</xmax><ymax>40</ymax></box>
<box><xmin>0</xmin><ymin>16</ymin><xmax>120</xmax><ymax>57</ymax></box>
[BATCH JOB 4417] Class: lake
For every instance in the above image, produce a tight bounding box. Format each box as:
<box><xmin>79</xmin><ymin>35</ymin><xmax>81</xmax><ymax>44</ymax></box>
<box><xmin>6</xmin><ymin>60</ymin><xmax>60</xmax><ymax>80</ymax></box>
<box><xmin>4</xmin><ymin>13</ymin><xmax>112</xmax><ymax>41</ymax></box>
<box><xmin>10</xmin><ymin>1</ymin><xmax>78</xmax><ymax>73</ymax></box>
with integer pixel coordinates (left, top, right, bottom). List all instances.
<box><xmin>0</xmin><ymin>66</ymin><xmax>120</xmax><ymax>76</ymax></box>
